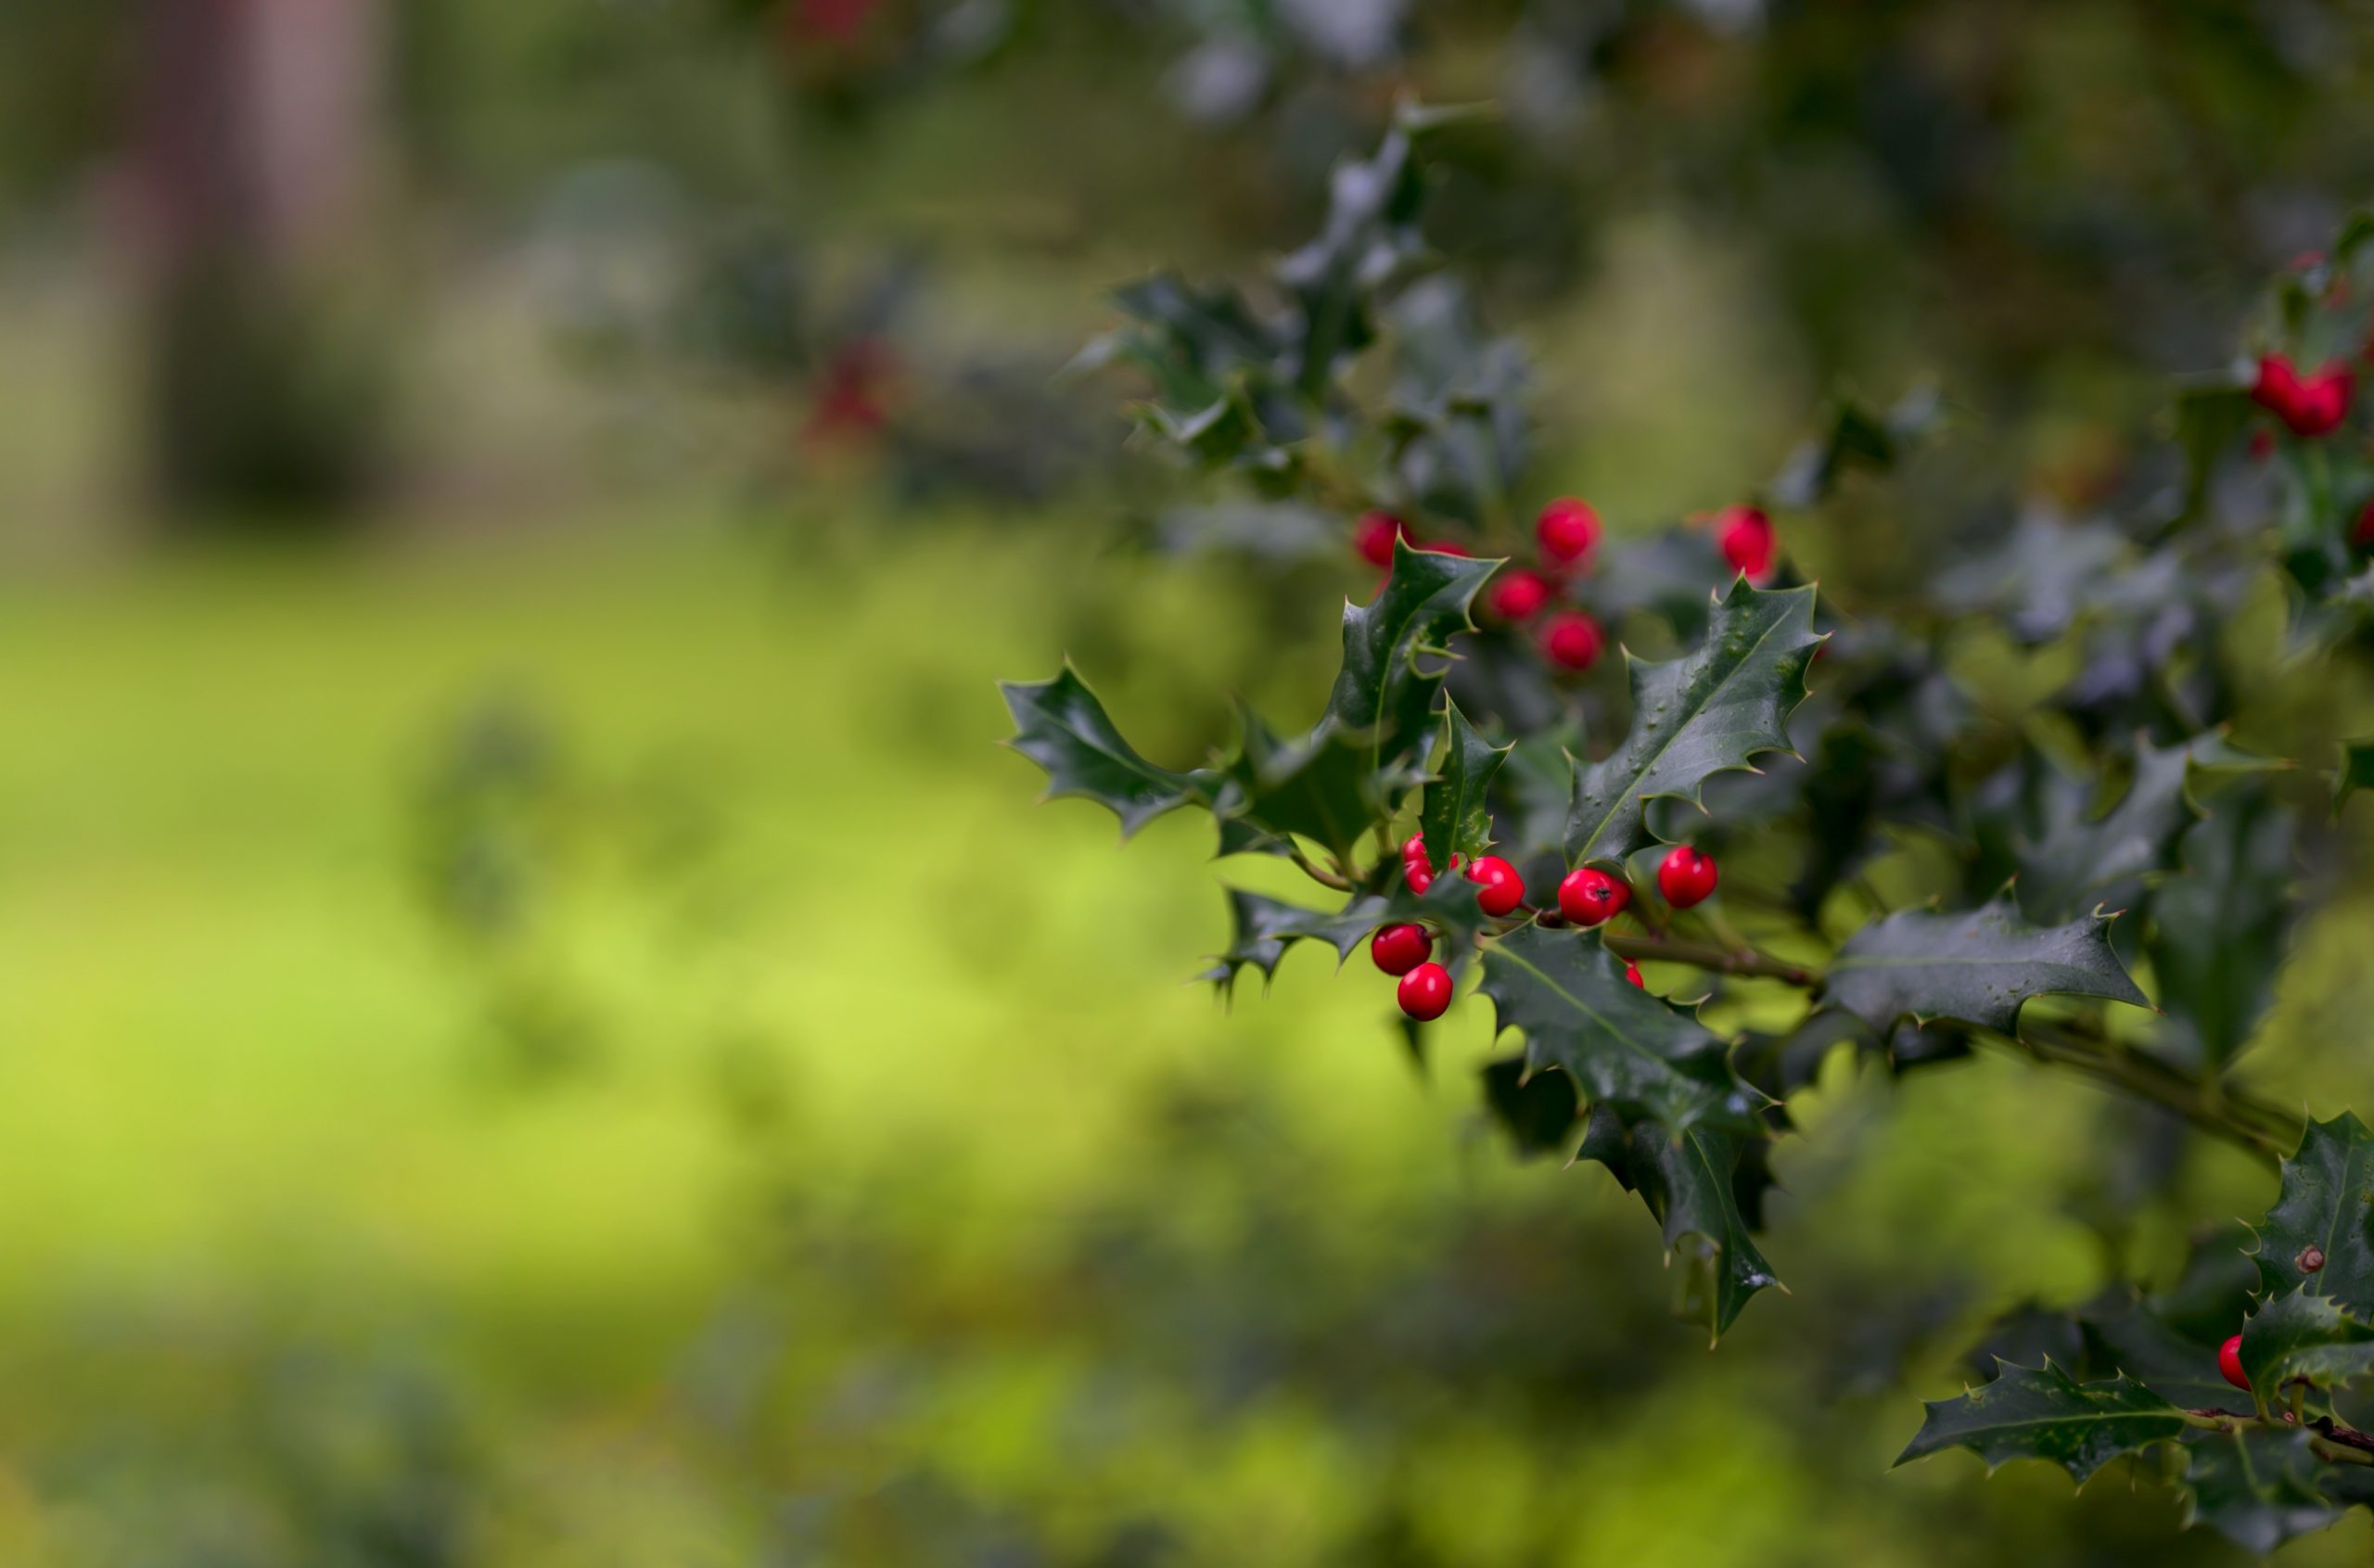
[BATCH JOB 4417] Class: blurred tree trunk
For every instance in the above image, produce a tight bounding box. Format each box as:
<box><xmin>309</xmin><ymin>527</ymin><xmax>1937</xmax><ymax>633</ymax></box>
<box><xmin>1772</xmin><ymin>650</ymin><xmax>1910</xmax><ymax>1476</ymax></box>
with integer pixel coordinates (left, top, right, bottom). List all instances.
<box><xmin>124</xmin><ymin>0</ymin><xmax>394</xmax><ymax>529</ymax></box>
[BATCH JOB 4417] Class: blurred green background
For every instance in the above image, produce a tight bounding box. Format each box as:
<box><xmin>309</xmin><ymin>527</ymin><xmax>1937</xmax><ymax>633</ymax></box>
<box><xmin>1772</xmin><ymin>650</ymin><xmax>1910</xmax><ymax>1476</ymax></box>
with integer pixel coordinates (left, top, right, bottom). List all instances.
<box><xmin>6</xmin><ymin>1</ymin><xmax>2374</xmax><ymax>1562</ymax></box>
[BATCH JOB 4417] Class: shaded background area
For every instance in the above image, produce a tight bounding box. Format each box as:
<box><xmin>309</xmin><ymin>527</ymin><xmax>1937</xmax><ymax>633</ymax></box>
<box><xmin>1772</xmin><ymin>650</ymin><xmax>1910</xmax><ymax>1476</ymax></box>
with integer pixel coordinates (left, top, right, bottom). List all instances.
<box><xmin>6</xmin><ymin>1</ymin><xmax>2374</xmax><ymax>1562</ymax></box>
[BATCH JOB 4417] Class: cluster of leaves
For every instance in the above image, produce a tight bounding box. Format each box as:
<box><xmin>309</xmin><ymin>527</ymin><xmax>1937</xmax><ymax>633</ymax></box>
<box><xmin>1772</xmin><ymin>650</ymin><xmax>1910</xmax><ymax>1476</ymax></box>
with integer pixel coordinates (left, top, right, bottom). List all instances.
<box><xmin>1003</xmin><ymin>108</ymin><xmax>2374</xmax><ymax>1543</ymax></box>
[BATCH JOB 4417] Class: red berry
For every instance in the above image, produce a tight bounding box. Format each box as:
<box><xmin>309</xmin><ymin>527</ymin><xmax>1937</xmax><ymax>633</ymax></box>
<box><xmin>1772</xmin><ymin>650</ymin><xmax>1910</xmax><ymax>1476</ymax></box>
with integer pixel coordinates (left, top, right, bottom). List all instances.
<box><xmin>1557</xmin><ymin>866</ymin><xmax>1630</xmax><ymax>926</ymax></box>
<box><xmin>2254</xmin><ymin>354</ymin><xmax>2355</xmax><ymax>438</ymax></box>
<box><xmin>1624</xmin><ymin>961</ymin><xmax>1645</xmax><ymax>988</ymax></box>
<box><xmin>1540</xmin><ymin>610</ymin><xmax>1604</xmax><ymax>671</ymax></box>
<box><xmin>1486</xmin><ymin>567</ymin><xmax>1552</xmax><ymax>622</ymax></box>
<box><xmin>2356</xmin><ymin>499</ymin><xmax>2374</xmax><ymax>549</ymax></box>
<box><xmin>1406</xmin><ymin>860</ymin><xmax>1435</xmax><ymax>895</ymax></box>
<box><xmin>1353</xmin><ymin>511</ymin><xmax>1408</xmax><ymax>567</ymax></box>
<box><xmin>1656</xmin><ymin>845</ymin><xmax>1718</xmax><ymax>909</ymax></box>
<box><xmin>1398</xmin><ymin>961</ymin><xmax>1453</xmax><ymax>1021</ymax></box>
<box><xmin>2219</xmin><ymin>1333</ymin><xmax>2247</xmax><ymax>1392</ymax></box>
<box><xmin>1716</xmin><ymin>504</ymin><xmax>1776</xmax><ymax>580</ymax></box>
<box><xmin>1371</xmin><ymin>922</ymin><xmax>1433</xmax><ymax>975</ymax></box>
<box><xmin>1536</xmin><ymin>497</ymin><xmax>1602</xmax><ymax>566</ymax></box>
<box><xmin>1463</xmin><ymin>855</ymin><xmax>1525</xmax><ymax>917</ymax></box>
<box><xmin>1401</xmin><ymin>833</ymin><xmax>1431</xmax><ymax>865</ymax></box>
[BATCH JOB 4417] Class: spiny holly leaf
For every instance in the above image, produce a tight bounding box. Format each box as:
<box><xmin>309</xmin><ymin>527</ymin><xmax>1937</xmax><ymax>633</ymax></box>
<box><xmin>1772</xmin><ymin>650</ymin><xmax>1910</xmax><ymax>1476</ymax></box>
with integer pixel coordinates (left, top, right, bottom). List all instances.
<box><xmin>1564</xmin><ymin>581</ymin><xmax>1823</xmax><ymax>865</ymax></box>
<box><xmin>1275</xmin><ymin>118</ymin><xmax>1429</xmax><ymax>397</ymax></box>
<box><xmin>1576</xmin><ymin>1104</ymin><xmax>1780</xmax><ymax>1339</ymax></box>
<box><xmin>1895</xmin><ymin>1361</ymin><xmax>2187</xmax><ymax>1482</ymax></box>
<box><xmin>1002</xmin><ymin>666</ymin><xmax>1219</xmax><ymax>836</ymax></box>
<box><xmin>2250</xmin><ymin>1114</ymin><xmax>2374</xmax><ymax>1309</ymax></box>
<box><xmin>1480</xmin><ymin>1058</ymin><xmax>1579</xmax><ymax>1158</ymax></box>
<box><xmin>2177</xmin><ymin>1426</ymin><xmax>2344</xmax><ymax>1554</ymax></box>
<box><xmin>1821</xmin><ymin>896</ymin><xmax>2148</xmax><ymax>1035</ymax></box>
<box><xmin>2082</xmin><ymin>1302</ymin><xmax>2240</xmax><ymax>1413</ymax></box>
<box><xmin>1329</xmin><ymin>541</ymin><xmax>1499</xmax><ymax>781</ymax></box>
<box><xmin>1478</xmin><ymin>924</ymin><xmax>1756</xmax><ymax>1133</ymax></box>
<box><xmin>2238</xmin><ymin>1289</ymin><xmax>2374</xmax><ymax>1398</ymax></box>
<box><xmin>1420</xmin><ymin>697</ymin><xmax>1510</xmax><ymax>868</ymax></box>
<box><xmin>1206</xmin><ymin>864</ymin><xmax>1516</xmax><ymax>993</ymax></box>
<box><xmin>2150</xmin><ymin>789</ymin><xmax>2297</xmax><ymax>1068</ymax></box>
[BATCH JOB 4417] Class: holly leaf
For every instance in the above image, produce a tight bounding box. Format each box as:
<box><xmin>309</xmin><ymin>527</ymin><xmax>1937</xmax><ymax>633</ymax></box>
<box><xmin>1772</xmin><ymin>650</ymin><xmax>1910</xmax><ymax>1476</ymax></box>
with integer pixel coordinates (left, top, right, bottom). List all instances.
<box><xmin>2082</xmin><ymin>1302</ymin><xmax>2240</xmax><ymax>1413</ymax></box>
<box><xmin>1002</xmin><ymin>666</ymin><xmax>1219</xmax><ymax>835</ymax></box>
<box><xmin>1420</xmin><ymin>697</ymin><xmax>1510</xmax><ymax>868</ymax></box>
<box><xmin>1575</xmin><ymin>1103</ymin><xmax>1780</xmax><ymax>1338</ymax></box>
<box><xmin>2149</xmin><ymin>789</ymin><xmax>2297</xmax><ymax>1068</ymax></box>
<box><xmin>1329</xmin><ymin>542</ymin><xmax>1499</xmax><ymax>783</ymax></box>
<box><xmin>2337</xmin><ymin>739</ymin><xmax>2374</xmax><ymax>810</ymax></box>
<box><xmin>2250</xmin><ymin>1114</ymin><xmax>2374</xmax><ymax>1310</ymax></box>
<box><xmin>1480</xmin><ymin>1058</ymin><xmax>1579</xmax><ymax>1158</ymax></box>
<box><xmin>1217</xmin><ymin>704</ymin><xmax>1388</xmax><ymax>864</ymax></box>
<box><xmin>1822</xmin><ymin>896</ymin><xmax>2148</xmax><ymax>1035</ymax></box>
<box><xmin>2177</xmin><ymin>1426</ymin><xmax>2344</xmax><ymax>1554</ymax></box>
<box><xmin>2238</xmin><ymin>1289</ymin><xmax>2374</xmax><ymax>1398</ymax></box>
<box><xmin>1564</xmin><ymin>581</ymin><xmax>1823</xmax><ymax>865</ymax></box>
<box><xmin>1478</xmin><ymin>924</ymin><xmax>1756</xmax><ymax>1133</ymax></box>
<box><xmin>1894</xmin><ymin>1361</ymin><xmax>2187</xmax><ymax>1482</ymax></box>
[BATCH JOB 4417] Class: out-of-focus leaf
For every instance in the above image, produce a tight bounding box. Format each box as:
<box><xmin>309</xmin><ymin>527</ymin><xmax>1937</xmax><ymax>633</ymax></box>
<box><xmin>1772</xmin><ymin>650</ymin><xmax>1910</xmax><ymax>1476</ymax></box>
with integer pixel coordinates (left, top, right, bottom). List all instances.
<box><xmin>1479</xmin><ymin>1057</ymin><xmax>1578</xmax><ymax>1158</ymax></box>
<box><xmin>2337</xmin><ymin>739</ymin><xmax>2374</xmax><ymax>809</ymax></box>
<box><xmin>2150</xmin><ymin>788</ymin><xmax>2297</xmax><ymax>1067</ymax></box>
<box><xmin>1895</xmin><ymin>1362</ymin><xmax>2186</xmax><ymax>1481</ymax></box>
<box><xmin>1564</xmin><ymin>581</ymin><xmax>1823</xmax><ymax>865</ymax></box>
<box><xmin>1822</xmin><ymin>896</ymin><xmax>2147</xmax><ymax>1034</ymax></box>
<box><xmin>1768</xmin><ymin>385</ymin><xmax>1939</xmax><ymax>509</ymax></box>
<box><xmin>2177</xmin><ymin>1426</ymin><xmax>2344</xmax><ymax>1553</ymax></box>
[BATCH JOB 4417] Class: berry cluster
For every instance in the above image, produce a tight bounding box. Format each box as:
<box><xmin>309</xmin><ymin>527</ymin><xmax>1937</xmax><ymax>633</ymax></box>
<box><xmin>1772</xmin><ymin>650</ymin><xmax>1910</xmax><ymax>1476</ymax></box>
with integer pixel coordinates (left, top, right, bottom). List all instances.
<box><xmin>2252</xmin><ymin>353</ymin><xmax>2355</xmax><ymax>439</ymax></box>
<box><xmin>1376</xmin><ymin>838</ymin><xmax>1722</xmax><ymax>1019</ymax></box>
<box><xmin>1355</xmin><ymin>498</ymin><xmax>1783</xmax><ymax>678</ymax></box>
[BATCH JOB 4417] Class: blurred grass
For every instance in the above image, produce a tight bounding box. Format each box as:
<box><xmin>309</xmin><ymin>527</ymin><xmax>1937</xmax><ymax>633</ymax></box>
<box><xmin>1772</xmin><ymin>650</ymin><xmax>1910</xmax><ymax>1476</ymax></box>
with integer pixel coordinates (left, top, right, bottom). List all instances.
<box><xmin>0</xmin><ymin>510</ymin><xmax>2365</xmax><ymax>1563</ymax></box>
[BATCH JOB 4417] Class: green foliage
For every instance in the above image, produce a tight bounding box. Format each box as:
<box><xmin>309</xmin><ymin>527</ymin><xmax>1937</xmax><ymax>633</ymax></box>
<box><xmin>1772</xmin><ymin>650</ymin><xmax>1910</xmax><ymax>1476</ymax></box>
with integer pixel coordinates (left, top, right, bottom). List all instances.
<box><xmin>1820</xmin><ymin>898</ymin><xmax>2148</xmax><ymax>1036</ymax></box>
<box><xmin>1895</xmin><ymin>1362</ymin><xmax>2188</xmax><ymax>1483</ymax></box>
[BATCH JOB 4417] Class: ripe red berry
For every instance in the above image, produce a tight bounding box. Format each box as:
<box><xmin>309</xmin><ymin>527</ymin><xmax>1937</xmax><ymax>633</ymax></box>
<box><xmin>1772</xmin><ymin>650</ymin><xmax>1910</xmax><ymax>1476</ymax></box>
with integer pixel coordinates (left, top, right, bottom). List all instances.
<box><xmin>1656</xmin><ymin>845</ymin><xmax>1718</xmax><ymax>909</ymax></box>
<box><xmin>1540</xmin><ymin>610</ymin><xmax>1604</xmax><ymax>671</ymax></box>
<box><xmin>1716</xmin><ymin>504</ymin><xmax>1777</xmax><ymax>580</ymax></box>
<box><xmin>1406</xmin><ymin>860</ymin><xmax>1435</xmax><ymax>895</ymax></box>
<box><xmin>1486</xmin><ymin>567</ymin><xmax>1552</xmax><ymax>622</ymax></box>
<box><xmin>1464</xmin><ymin>855</ymin><xmax>1525</xmax><ymax>917</ymax></box>
<box><xmin>1401</xmin><ymin>833</ymin><xmax>1431</xmax><ymax>865</ymax></box>
<box><xmin>1371</xmin><ymin>922</ymin><xmax>1433</xmax><ymax>975</ymax></box>
<box><xmin>2253</xmin><ymin>354</ymin><xmax>2355</xmax><ymax>438</ymax></box>
<box><xmin>1353</xmin><ymin>511</ymin><xmax>1410</xmax><ymax>567</ymax></box>
<box><xmin>1557</xmin><ymin>866</ymin><xmax>1630</xmax><ymax>926</ymax></box>
<box><xmin>1536</xmin><ymin>497</ymin><xmax>1601</xmax><ymax>567</ymax></box>
<box><xmin>2219</xmin><ymin>1333</ymin><xmax>2247</xmax><ymax>1392</ymax></box>
<box><xmin>1398</xmin><ymin>962</ymin><xmax>1453</xmax><ymax>1021</ymax></box>
<box><xmin>1625</xmin><ymin>961</ymin><xmax>1645</xmax><ymax>988</ymax></box>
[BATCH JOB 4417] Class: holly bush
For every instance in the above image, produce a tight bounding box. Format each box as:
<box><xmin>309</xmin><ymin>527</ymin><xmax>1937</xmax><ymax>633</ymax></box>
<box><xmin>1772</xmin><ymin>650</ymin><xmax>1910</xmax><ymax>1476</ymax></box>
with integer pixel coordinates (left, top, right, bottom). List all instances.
<box><xmin>1002</xmin><ymin>103</ymin><xmax>2374</xmax><ymax>1551</ymax></box>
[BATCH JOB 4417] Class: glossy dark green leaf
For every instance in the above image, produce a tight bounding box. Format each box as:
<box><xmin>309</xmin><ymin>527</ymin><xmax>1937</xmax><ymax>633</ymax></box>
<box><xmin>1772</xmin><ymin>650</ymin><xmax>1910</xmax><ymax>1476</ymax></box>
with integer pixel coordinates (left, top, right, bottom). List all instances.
<box><xmin>1478</xmin><ymin>924</ymin><xmax>1755</xmax><ymax>1133</ymax></box>
<box><xmin>1217</xmin><ymin>704</ymin><xmax>1389</xmax><ymax>863</ymax></box>
<box><xmin>1002</xmin><ymin>666</ymin><xmax>1219</xmax><ymax>836</ymax></box>
<box><xmin>1420</xmin><ymin>697</ymin><xmax>1510</xmax><ymax>868</ymax></box>
<box><xmin>1822</xmin><ymin>896</ymin><xmax>2148</xmax><ymax>1034</ymax></box>
<box><xmin>1575</xmin><ymin>1103</ymin><xmax>1780</xmax><ymax>1338</ymax></box>
<box><xmin>2239</xmin><ymin>1289</ymin><xmax>2374</xmax><ymax>1398</ymax></box>
<box><xmin>1329</xmin><ymin>542</ymin><xmax>1499</xmax><ymax>783</ymax></box>
<box><xmin>2082</xmin><ymin>1302</ymin><xmax>2238</xmax><ymax>1413</ymax></box>
<box><xmin>1205</xmin><ymin>868</ymin><xmax>1512</xmax><ymax>995</ymax></box>
<box><xmin>1564</xmin><ymin>581</ymin><xmax>1823</xmax><ymax>865</ymax></box>
<box><xmin>2177</xmin><ymin>1426</ymin><xmax>2343</xmax><ymax>1554</ymax></box>
<box><xmin>1276</xmin><ymin>120</ymin><xmax>1428</xmax><ymax>396</ymax></box>
<box><xmin>2251</xmin><ymin>1114</ymin><xmax>2374</xmax><ymax>1310</ymax></box>
<box><xmin>2014</xmin><ymin>736</ymin><xmax>2278</xmax><ymax>922</ymax></box>
<box><xmin>1479</xmin><ymin>1058</ymin><xmax>1579</xmax><ymax>1158</ymax></box>
<box><xmin>1895</xmin><ymin>1361</ymin><xmax>2187</xmax><ymax>1481</ymax></box>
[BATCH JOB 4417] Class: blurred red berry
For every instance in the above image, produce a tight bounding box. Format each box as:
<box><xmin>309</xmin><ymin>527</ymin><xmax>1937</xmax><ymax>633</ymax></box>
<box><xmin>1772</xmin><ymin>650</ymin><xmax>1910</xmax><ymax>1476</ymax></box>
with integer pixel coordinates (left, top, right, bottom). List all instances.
<box><xmin>1625</xmin><ymin>961</ymin><xmax>1645</xmax><ymax>988</ymax></box>
<box><xmin>1536</xmin><ymin>498</ymin><xmax>1601</xmax><ymax>566</ymax></box>
<box><xmin>1487</xmin><ymin>568</ymin><xmax>1552</xmax><ymax>621</ymax></box>
<box><xmin>2219</xmin><ymin>1333</ymin><xmax>2247</xmax><ymax>1391</ymax></box>
<box><xmin>1540</xmin><ymin>610</ymin><xmax>1604</xmax><ymax>671</ymax></box>
<box><xmin>1406</xmin><ymin>859</ymin><xmax>1435</xmax><ymax>895</ymax></box>
<box><xmin>1465</xmin><ymin>855</ymin><xmax>1525</xmax><ymax>917</ymax></box>
<box><xmin>1656</xmin><ymin>845</ymin><xmax>1718</xmax><ymax>909</ymax></box>
<box><xmin>1398</xmin><ymin>962</ymin><xmax>1453</xmax><ymax>1021</ymax></box>
<box><xmin>1354</xmin><ymin>511</ymin><xmax>1409</xmax><ymax>567</ymax></box>
<box><xmin>2254</xmin><ymin>354</ymin><xmax>2355</xmax><ymax>438</ymax></box>
<box><xmin>1716</xmin><ymin>504</ymin><xmax>1777</xmax><ymax>580</ymax></box>
<box><xmin>1557</xmin><ymin>866</ymin><xmax>1630</xmax><ymax>926</ymax></box>
<box><xmin>1371</xmin><ymin>923</ymin><xmax>1433</xmax><ymax>976</ymax></box>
